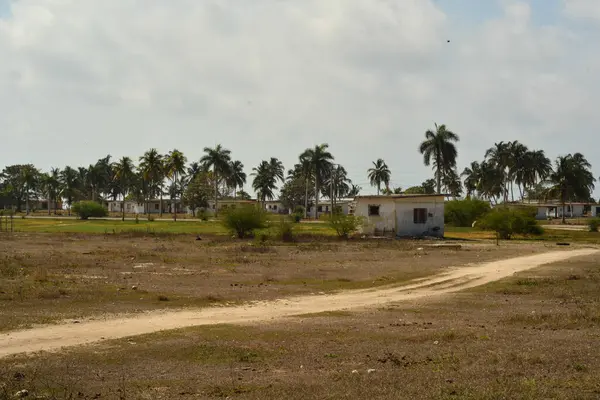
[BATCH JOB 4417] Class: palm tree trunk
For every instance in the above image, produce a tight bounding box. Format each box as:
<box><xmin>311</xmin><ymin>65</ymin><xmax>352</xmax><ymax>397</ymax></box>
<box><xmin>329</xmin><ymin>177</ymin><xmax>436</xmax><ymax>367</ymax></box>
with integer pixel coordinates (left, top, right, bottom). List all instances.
<box><xmin>25</xmin><ymin>186</ymin><xmax>29</xmax><ymax>215</ymax></box>
<box><xmin>315</xmin><ymin>177</ymin><xmax>319</xmax><ymax>220</ymax></box>
<box><xmin>159</xmin><ymin>191</ymin><xmax>163</xmax><ymax>217</ymax></box>
<box><xmin>214</xmin><ymin>166</ymin><xmax>219</xmax><ymax>218</ymax></box>
<box><xmin>173</xmin><ymin>173</ymin><xmax>177</xmax><ymax>222</ymax></box>
<box><xmin>121</xmin><ymin>195</ymin><xmax>125</xmax><ymax>222</ymax></box>
<box><xmin>47</xmin><ymin>191</ymin><xmax>51</xmax><ymax>216</ymax></box>
<box><xmin>436</xmin><ymin>169</ymin><xmax>441</xmax><ymax>195</ymax></box>
<box><xmin>304</xmin><ymin>179</ymin><xmax>308</xmax><ymax>219</ymax></box>
<box><xmin>518</xmin><ymin>184</ymin><xmax>524</xmax><ymax>202</ymax></box>
<box><xmin>377</xmin><ymin>183</ymin><xmax>380</xmax><ymax>196</ymax></box>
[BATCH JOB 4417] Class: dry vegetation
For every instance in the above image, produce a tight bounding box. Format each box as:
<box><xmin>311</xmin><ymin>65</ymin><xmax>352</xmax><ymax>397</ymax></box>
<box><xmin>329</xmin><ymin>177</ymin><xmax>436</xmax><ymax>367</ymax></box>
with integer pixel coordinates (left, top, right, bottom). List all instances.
<box><xmin>0</xmin><ymin>233</ymin><xmax>541</xmax><ymax>332</ymax></box>
<box><xmin>1</xmin><ymin>233</ymin><xmax>599</xmax><ymax>399</ymax></box>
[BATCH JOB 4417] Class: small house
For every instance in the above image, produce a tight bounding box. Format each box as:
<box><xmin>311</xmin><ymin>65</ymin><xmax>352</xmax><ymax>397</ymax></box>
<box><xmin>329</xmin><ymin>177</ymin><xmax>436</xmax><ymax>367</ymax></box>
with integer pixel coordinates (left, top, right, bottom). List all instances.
<box><xmin>353</xmin><ymin>194</ymin><xmax>445</xmax><ymax>237</ymax></box>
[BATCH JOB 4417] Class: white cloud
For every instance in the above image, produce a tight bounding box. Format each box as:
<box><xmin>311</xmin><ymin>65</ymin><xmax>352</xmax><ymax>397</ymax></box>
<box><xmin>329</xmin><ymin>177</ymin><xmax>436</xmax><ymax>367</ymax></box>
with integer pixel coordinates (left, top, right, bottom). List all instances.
<box><xmin>0</xmin><ymin>0</ymin><xmax>598</xmax><ymax>194</ymax></box>
<box><xmin>563</xmin><ymin>0</ymin><xmax>600</xmax><ymax>20</ymax></box>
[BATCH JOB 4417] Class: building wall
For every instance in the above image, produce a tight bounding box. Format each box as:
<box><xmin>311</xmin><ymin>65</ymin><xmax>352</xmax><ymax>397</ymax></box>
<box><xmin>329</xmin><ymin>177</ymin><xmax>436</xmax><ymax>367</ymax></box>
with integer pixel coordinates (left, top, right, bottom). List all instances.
<box><xmin>307</xmin><ymin>202</ymin><xmax>351</xmax><ymax>217</ymax></box>
<box><xmin>355</xmin><ymin>199</ymin><xmax>397</xmax><ymax>234</ymax></box>
<box><xmin>551</xmin><ymin>204</ymin><xmax>584</xmax><ymax>218</ymax></box>
<box><xmin>355</xmin><ymin>196</ymin><xmax>445</xmax><ymax>237</ymax></box>
<box><xmin>395</xmin><ymin>198</ymin><xmax>444</xmax><ymax>237</ymax></box>
<box><xmin>592</xmin><ymin>206</ymin><xmax>600</xmax><ymax>217</ymax></box>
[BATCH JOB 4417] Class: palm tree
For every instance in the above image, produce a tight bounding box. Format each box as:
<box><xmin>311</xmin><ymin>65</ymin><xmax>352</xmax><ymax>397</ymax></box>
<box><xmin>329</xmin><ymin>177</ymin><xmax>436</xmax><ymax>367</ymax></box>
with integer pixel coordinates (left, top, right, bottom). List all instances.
<box><xmin>367</xmin><ymin>159</ymin><xmax>391</xmax><ymax>195</ymax></box>
<box><xmin>515</xmin><ymin>149</ymin><xmax>552</xmax><ymax>201</ymax></box>
<box><xmin>226</xmin><ymin>160</ymin><xmax>246</xmax><ymax>199</ymax></box>
<box><xmin>186</xmin><ymin>162</ymin><xmax>202</xmax><ymax>184</ymax></box>
<box><xmin>300</xmin><ymin>144</ymin><xmax>334</xmax><ymax>219</ymax></box>
<box><xmin>442</xmin><ymin>168</ymin><xmax>462</xmax><ymax>199</ymax></box>
<box><xmin>112</xmin><ymin>157</ymin><xmax>137</xmax><ymax>221</ymax></box>
<box><xmin>164</xmin><ymin>149</ymin><xmax>187</xmax><ymax>221</ymax></box>
<box><xmin>268</xmin><ymin>158</ymin><xmax>285</xmax><ymax>183</ymax></box>
<box><xmin>477</xmin><ymin>161</ymin><xmax>504</xmax><ymax>204</ymax></box>
<box><xmin>347</xmin><ymin>184</ymin><xmax>362</xmax><ymax>198</ymax></box>
<box><xmin>21</xmin><ymin>165</ymin><xmax>39</xmax><ymax>215</ymax></box>
<box><xmin>546</xmin><ymin>154</ymin><xmax>596</xmax><ymax>223</ymax></box>
<box><xmin>461</xmin><ymin>161</ymin><xmax>481</xmax><ymax>199</ymax></box>
<box><xmin>139</xmin><ymin>149</ymin><xmax>164</xmax><ymax>215</ymax></box>
<box><xmin>485</xmin><ymin>141</ymin><xmax>511</xmax><ymax>202</ymax></box>
<box><xmin>200</xmin><ymin>145</ymin><xmax>232</xmax><ymax>217</ymax></box>
<box><xmin>41</xmin><ymin>169</ymin><xmax>61</xmax><ymax>215</ymax></box>
<box><xmin>419</xmin><ymin>123</ymin><xmax>460</xmax><ymax>194</ymax></box>
<box><xmin>322</xmin><ymin>165</ymin><xmax>351</xmax><ymax>212</ymax></box>
<box><xmin>94</xmin><ymin>155</ymin><xmax>114</xmax><ymax>200</ymax></box>
<box><xmin>60</xmin><ymin>166</ymin><xmax>80</xmax><ymax>216</ymax></box>
<box><xmin>252</xmin><ymin>161</ymin><xmax>277</xmax><ymax>204</ymax></box>
<box><xmin>290</xmin><ymin>155</ymin><xmax>314</xmax><ymax>218</ymax></box>
<box><xmin>507</xmin><ymin>141</ymin><xmax>528</xmax><ymax>201</ymax></box>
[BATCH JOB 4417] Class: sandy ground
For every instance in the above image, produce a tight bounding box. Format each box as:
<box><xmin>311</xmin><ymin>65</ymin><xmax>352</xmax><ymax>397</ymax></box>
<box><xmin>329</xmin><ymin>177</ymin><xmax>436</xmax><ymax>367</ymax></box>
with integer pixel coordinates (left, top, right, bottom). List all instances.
<box><xmin>542</xmin><ymin>224</ymin><xmax>588</xmax><ymax>231</ymax></box>
<box><xmin>0</xmin><ymin>249</ymin><xmax>596</xmax><ymax>359</ymax></box>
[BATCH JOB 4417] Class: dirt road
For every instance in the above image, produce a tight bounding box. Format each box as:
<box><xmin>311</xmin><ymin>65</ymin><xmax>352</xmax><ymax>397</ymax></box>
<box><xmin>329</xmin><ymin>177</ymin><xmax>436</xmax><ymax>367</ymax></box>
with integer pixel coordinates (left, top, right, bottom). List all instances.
<box><xmin>1</xmin><ymin>249</ymin><xmax>596</xmax><ymax>358</ymax></box>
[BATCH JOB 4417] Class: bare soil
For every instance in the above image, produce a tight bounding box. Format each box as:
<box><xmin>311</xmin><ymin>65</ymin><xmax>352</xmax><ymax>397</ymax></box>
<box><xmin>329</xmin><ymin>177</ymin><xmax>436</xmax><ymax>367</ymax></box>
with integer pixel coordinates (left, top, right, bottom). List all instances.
<box><xmin>0</xmin><ymin>248</ymin><xmax>595</xmax><ymax>358</ymax></box>
<box><xmin>1</xmin><ymin>248</ymin><xmax>599</xmax><ymax>399</ymax></box>
<box><xmin>0</xmin><ymin>233</ymin><xmax>546</xmax><ymax>332</ymax></box>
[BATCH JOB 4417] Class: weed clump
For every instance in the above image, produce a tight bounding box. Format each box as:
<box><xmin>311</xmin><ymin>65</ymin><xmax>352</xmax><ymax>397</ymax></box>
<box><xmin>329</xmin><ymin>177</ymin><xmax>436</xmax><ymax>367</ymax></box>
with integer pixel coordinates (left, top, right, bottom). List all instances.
<box><xmin>588</xmin><ymin>218</ymin><xmax>600</xmax><ymax>232</ymax></box>
<box><xmin>222</xmin><ymin>206</ymin><xmax>267</xmax><ymax>239</ymax></box>
<box><xmin>478</xmin><ymin>207</ymin><xmax>543</xmax><ymax>240</ymax></box>
<box><xmin>71</xmin><ymin>201</ymin><xmax>108</xmax><ymax>220</ymax></box>
<box><xmin>327</xmin><ymin>213</ymin><xmax>363</xmax><ymax>239</ymax></box>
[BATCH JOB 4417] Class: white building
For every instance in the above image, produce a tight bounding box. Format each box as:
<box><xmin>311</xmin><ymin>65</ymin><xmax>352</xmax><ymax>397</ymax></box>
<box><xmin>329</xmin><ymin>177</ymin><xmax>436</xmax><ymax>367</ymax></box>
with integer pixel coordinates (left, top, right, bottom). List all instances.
<box><xmin>107</xmin><ymin>199</ymin><xmax>185</xmax><ymax>214</ymax></box>
<box><xmin>526</xmin><ymin>202</ymin><xmax>592</xmax><ymax>220</ymax></box>
<box><xmin>263</xmin><ymin>200</ymin><xmax>288</xmax><ymax>214</ymax></box>
<box><xmin>592</xmin><ymin>205</ymin><xmax>600</xmax><ymax>217</ymax></box>
<box><xmin>306</xmin><ymin>199</ymin><xmax>354</xmax><ymax>218</ymax></box>
<box><xmin>353</xmin><ymin>194</ymin><xmax>445</xmax><ymax>237</ymax></box>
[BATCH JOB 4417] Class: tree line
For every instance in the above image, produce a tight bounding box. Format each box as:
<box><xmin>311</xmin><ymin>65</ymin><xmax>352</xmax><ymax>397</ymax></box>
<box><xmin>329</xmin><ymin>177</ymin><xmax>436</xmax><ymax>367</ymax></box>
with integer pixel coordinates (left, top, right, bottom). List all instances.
<box><xmin>1</xmin><ymin>124</ymin><xmax>597</xmax><ymax>220</ymax></box>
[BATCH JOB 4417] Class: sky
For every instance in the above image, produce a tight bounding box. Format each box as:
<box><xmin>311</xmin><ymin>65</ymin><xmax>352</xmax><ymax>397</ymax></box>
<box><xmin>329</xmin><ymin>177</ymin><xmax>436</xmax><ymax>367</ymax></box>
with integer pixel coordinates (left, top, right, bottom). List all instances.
<box><xmin>1</xmin><ymin>0</ymin><xmax>599</xmax><ymax>197</ymax></box>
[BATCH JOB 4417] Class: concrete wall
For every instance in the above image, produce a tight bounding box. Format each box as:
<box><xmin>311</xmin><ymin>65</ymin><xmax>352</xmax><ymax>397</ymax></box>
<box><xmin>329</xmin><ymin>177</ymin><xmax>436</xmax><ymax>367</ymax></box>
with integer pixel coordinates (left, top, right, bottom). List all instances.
<box><xmin>355</xmin><ymin>199</ymin><xmax>397</xmax><ymax>235</ymax></box>
<box><xmin>395</xmin><ymin>198</ymin><xmax>444</xmax><ymax>237</ymax></box>
<box><xmin>355</xmin><ymin>196</ymin><xmax>445</xmax><ymax>237</ymax></box>
<box><xmin>550</xmin><ymin>204</ymin><xmax>585</xmax><ymax>218</ymax></box>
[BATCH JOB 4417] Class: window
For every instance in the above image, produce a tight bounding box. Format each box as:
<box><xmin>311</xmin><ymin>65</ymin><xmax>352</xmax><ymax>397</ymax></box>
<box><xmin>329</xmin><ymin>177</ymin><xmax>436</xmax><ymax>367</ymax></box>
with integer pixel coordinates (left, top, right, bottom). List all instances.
<box><xmin>273</xmin><ymin>205</ymin><xmax>277</xmax><ymax>210</ymax></box>
<box><xmin>154</xmin><ymin>204</ymin><xmax>159</xmax><ymax>210</ymax></box>
<box><xmin>368</xmin><ymin>205</ymin><xmax>380</xmax><ymax>216</ymax></box>
<box><xmin>318</xmin><ymin>206</ymin><xmax>322</xmax><ymax>212</ymax></box>
<box><xmin>413</xmin><ymin>208</ymin><xmax>427</xmax><ymax>224</ymax></box>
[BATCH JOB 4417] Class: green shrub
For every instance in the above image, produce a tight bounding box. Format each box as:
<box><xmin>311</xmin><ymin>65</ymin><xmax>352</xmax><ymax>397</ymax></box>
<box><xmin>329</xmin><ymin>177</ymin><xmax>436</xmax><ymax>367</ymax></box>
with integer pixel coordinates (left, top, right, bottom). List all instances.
<box><xmin>294</xmin><ymin>205</ymin><xmax>305</xmax><ymax>215</ymax></box>
<box><xmin>197</xmin><ymin>208</ymin><xmax>209</xmax><ymax>221</ymax></box>
<box><xmin>273</xmin><ymin>217</ymin><xmax>295</xmax><ymax>242</ymax></box>
<box><xmin>222</xmin><ymin>205</ymin><xmax>267</xmax><ymax>238</ymax></box>
<box><xmin>478</xmin><ymin>207</ymin><xmax>543</xmax><ymax>240</ymax></box>
<box><xmin>327</xmin><ymin>214</ymin><xmax>363</xmax><ymax>239</ymax></box>
<box><xmin>445</xmin><ymin>199</ymin><xmax>491</xmax><ymax>227</ymax></box>
<box><xmin>71</xmin><ymin>201</ymin><xmax>108</xmax><ymax>220</ymax></box>
<box><xmin>589</xmin><ymin>218</ymin><xmax>600</xmax><ymax>232</ymax></box>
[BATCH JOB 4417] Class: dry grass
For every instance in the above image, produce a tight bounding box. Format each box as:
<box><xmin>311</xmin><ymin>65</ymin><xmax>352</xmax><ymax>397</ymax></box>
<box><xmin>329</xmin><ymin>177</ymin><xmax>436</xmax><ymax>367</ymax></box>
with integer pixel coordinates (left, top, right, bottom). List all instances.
<box><xmin>2</xmin><ymin>252</ymin><xmax>600</xmax><ymax>399</ymax></box>
<box><xmin>0</xmin><ymin>233</ymin><xmax>541</xmax><ymax>332</ymax></box>
<box><xmin>1</xmin><ymin>235</ymin><xmax>598</xmax><ymax>399</ymax></box>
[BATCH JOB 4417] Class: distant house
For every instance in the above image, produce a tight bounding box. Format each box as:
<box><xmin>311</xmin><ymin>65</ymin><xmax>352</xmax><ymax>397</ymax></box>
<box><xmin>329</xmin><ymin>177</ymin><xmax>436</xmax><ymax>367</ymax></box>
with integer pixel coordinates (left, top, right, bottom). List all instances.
<box><xmin>107</xmin><ymin>199</ymin><xmax>185</xmax><ymax>214</ymax></box>
<box><xmin>263</xmin><ymin>200</ymin><xmax>288</xmax><ymax>214</ymax></box>
<box><xmin>203</xmin><ymin>199</ymin><xmax>257</xmax><ymax>215</ymax></box>
<box><xmin>509</xmin><ymin>202</ymin><xmax>594</xmax><ymax>220</ymax></box>
<box><xmin>306</xmin><ymin>199</ymin><xmax>354</xmax><ymax>218</ymax></box>
<box><xmin>353</xmin><ymin>194</ymin><xmax>445</xmax><ymax>237</ymax></box>
<box><xmin>592</xmin><ymin>205</ymin><xmax>600</xmax><ymax>217</ymax></box>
